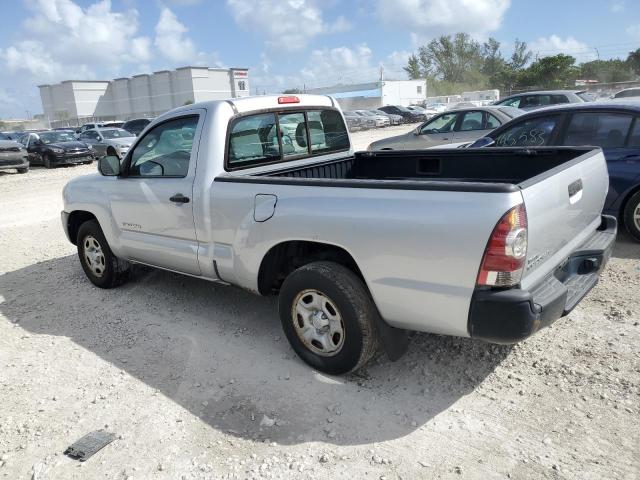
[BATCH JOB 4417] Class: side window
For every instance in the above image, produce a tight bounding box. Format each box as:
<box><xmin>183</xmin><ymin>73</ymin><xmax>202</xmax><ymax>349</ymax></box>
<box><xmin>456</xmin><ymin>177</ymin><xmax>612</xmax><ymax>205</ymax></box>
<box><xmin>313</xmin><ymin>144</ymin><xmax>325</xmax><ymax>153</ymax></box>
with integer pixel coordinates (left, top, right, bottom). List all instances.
<box><xmin>128</xmin><ymin>115</ymin><xmax>198</xmax><ymax>177</ymax></box>
<box><xmin>420</xmin><ymin>113</ymin><xmax>457</xmax><ymax>134</ymax></box>
<box><xmin>562</xmin><ymin>113</ymin><xmax>633</xmax><ymax>149</ymax></box>
<box><xmin>278</xmin><ymin>112</ymin><xmax>307</xmax><ymax>157</ymax></box>
<box><xmin>628</xmin><ymin>119</ymin><xmax>640</xmax><ymax>147</ymax></box>
<box><xmin>308</xmin><ymin>110</ymin><xmax>349</xmax><ymax>153</ymax></box>
<box><xmin>486</xmin><ymin>113</ymin><xmax>502</xmax><ymax>129</ymax></box>
<box><xmin>551</xmin><ymin>95</ymin><xmax>570</xmax><ymax>104</ymax></box>
<box><xmin>519</xmin><ymin>96</ymin><xmax>540</xmax><ymax>109</ymax></box>
<box><xmin>457</xmin><ymin>111</ymin><xmax>484</xmax><ymax>131</ymax></box>
<box><xmin>494</xmin><ymin>116</ymin><xmax>560</xmax><ymax>147</ymax></box>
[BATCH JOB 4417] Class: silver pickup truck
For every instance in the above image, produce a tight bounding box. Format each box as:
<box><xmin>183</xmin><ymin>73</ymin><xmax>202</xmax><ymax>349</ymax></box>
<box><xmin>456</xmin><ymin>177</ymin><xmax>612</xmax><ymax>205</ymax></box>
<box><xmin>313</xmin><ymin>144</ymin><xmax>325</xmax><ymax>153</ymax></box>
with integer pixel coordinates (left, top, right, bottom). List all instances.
<box><xmin>61</xmin><ymin>95</ymin><xmax>617</xmax><ymax>374</ymax></box>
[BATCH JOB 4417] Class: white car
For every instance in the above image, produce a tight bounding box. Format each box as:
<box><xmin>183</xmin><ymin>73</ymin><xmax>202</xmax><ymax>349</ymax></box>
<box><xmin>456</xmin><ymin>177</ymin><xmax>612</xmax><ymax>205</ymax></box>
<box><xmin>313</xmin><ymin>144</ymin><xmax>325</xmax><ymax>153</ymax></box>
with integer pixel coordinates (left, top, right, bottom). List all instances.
<box><xmin>77</xmin><ymin>128</ymin><xmax>137</xmax><ymax>159</ymax></box>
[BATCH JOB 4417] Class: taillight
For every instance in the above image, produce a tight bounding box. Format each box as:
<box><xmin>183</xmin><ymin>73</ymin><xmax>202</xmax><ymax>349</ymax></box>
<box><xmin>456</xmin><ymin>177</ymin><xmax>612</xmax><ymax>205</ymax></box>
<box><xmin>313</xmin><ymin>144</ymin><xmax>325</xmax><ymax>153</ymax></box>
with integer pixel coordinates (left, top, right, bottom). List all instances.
<box><xmin>278</xmin><ymin>96</ymin><xmax>300</xmax><ymax>104</ymax></box>
<box><xmin>477</xmin><ymin>204</ymin><xmax>528</xmax><ymax>288</ymax></box>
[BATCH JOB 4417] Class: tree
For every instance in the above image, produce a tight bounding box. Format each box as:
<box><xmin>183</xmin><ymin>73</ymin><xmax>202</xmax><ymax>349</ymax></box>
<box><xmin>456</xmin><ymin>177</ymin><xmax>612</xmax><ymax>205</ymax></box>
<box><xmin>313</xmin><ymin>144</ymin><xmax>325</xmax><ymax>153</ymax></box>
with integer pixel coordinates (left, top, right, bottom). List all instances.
<box><xmin>627</xmin><ymin>48</ymin><xmax>640</xmax><ymax>75</ymax></box>
<box><xmin>509</xmin><ymin>39</ymin><xmax>532</xmax><ymax>70</ymax></box>
<box><xmin>580</xmin><ymin>59</ymin><xmax>634</xmax><ymax>83</ymax></box>
<box><xmin>520</xmin><ymin>54</ymin><xmax>579</xmax><ymax>89</ymax></box>
<box><xmin>404</xmin><ymin>55</ymin><xmax>422</xmax><ymax>79</ymax></box>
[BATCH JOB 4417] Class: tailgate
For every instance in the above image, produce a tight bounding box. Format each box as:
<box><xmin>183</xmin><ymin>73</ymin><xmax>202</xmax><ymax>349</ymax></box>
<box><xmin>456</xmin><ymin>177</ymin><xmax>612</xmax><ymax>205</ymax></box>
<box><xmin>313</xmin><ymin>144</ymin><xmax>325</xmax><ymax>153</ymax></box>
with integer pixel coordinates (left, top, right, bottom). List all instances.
<box><xmin>519</xmin><ymin>149</ymin><xmax>609</xmax><ymax>290</ymax></box>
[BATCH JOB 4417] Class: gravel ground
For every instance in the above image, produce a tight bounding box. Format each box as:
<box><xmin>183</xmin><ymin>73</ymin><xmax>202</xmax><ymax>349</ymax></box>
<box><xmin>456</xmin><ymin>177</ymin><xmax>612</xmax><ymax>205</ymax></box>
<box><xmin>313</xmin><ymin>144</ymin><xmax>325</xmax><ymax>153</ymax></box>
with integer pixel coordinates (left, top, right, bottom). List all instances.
<box><xmin>0</xmin><ymin>126</ymin><xmax>638</xmax><ymax>479</ymax></box>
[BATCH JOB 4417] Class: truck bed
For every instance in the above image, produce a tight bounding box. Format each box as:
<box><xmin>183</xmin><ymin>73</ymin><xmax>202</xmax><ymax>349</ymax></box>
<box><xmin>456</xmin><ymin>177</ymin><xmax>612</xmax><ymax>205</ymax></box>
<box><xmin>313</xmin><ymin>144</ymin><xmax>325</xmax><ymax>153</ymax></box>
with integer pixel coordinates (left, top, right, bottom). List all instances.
<box><xmin>245</xmin><ymin>147</ymin><xmax>597</xmax><ymax>192</ymax></box>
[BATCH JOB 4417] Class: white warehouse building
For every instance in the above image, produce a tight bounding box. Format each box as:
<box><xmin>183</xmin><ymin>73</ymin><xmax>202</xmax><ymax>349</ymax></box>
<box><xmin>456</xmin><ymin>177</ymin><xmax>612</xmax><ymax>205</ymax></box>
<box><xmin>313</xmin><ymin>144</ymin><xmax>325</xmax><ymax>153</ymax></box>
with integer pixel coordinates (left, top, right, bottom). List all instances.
<box><xmin>305</xmin><ymin>80</ymin><xmax>427</xmax><ymax>111</ymax></box>
<box><xmin>39</xmin><ymin>66</ymin><xmax>250</xmax><ymax>127</ymax></box>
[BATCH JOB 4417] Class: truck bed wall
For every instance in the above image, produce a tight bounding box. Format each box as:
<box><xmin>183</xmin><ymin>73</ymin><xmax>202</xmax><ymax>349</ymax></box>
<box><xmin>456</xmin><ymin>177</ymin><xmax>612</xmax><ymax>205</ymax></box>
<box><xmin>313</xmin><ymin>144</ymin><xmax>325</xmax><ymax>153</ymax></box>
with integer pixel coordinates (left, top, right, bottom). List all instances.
<box><xmin>260</xmin><ymin>147</ymin><xmax>593</xmax><ymax>186</ymax></box>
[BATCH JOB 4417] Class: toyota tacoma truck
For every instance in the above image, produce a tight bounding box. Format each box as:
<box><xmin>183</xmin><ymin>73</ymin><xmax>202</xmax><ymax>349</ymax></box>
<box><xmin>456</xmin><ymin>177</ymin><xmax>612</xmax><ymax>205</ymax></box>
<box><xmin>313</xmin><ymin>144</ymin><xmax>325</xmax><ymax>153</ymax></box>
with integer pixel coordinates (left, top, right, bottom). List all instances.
<box><xmin>61</xmin><ymin>95</ymin><xmax>617</xmax><ymax>374</ymax></box>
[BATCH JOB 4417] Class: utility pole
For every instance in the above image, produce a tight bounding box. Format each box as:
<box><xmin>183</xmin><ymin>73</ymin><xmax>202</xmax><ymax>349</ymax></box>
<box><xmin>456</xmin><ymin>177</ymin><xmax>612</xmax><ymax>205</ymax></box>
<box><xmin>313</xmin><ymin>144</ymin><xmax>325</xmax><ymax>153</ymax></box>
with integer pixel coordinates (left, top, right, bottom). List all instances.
<box><xmin>595</xmin><ymin>47</ymin><xmax>600</xmax><ymax>61</ymax></box>
<box><xmin>379</xmin><ymin>65</ymin><xmax>384</xmax><ymax>82</ymax></box>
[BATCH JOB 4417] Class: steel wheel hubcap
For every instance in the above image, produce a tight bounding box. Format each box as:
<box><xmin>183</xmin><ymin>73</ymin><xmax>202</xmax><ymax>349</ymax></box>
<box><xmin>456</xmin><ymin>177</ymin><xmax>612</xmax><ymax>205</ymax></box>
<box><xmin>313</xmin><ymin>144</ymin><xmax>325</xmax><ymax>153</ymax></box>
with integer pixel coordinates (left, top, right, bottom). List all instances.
<box><xmin>634</xmin><ymin>204</ymin><xmax>640</xmax><ymax>231</ymax></box>
<box><xmin>292</xmin><ymin>289</ymin><xmax>345</xmax><ymax>357</ymax></box>
<box><xmin>83</xmin><ymin>235</ymin><xmax>105</xmax><ymax>277</ymax></box>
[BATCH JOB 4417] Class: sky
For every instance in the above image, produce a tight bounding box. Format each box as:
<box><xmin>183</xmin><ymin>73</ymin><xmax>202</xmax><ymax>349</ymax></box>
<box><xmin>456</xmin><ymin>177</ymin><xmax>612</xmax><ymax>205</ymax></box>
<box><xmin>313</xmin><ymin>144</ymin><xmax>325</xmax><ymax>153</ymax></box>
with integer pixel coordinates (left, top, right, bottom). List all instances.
<box><xmin>0</xmin><ymin>0</ymin><xmax>639</xmax><ymax>118</ymax></box>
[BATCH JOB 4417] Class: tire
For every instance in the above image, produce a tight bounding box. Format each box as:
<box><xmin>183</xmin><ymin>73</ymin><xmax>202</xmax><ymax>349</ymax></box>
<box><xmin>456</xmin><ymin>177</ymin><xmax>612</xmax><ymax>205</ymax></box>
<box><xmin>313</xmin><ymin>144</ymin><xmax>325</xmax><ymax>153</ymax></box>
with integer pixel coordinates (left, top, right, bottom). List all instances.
<box><xmin>278</xmin><ymin>261</ymin><xmax>380</xmax><ymax>375</ymax></box>
<box><xmin>77</xmin><ymin>219</ymin><xmax>130</xmax><ymax>288</ymax></box>
<box><xmin>623</xmin><ymin>191</ymin><xmax>640</xmax><ymax>242</ymax></box>
<box><xmin>17</xmin><ymin>167</ymin><xmax>29</xmax><ymax>174</ymax></box>
<box><xmin>43</xmin><ymin>154</ymin><xmax>53</xmax><ymax>169</ymax></box>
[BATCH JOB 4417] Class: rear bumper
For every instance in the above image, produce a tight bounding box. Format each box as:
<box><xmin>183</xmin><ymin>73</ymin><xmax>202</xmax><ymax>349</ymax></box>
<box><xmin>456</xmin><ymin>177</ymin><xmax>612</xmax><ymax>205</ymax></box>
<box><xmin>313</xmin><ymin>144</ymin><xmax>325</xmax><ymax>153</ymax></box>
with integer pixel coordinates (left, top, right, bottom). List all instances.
<box><xmin>468</xmin><ymin>215</ymin><xmax>617</xmax><ymax>343</ymax></box>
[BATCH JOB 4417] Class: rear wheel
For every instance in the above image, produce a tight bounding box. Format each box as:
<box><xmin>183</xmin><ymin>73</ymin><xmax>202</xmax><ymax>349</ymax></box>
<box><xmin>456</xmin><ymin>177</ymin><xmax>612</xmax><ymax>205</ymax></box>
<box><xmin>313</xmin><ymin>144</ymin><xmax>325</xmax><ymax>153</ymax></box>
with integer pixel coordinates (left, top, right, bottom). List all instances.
<box><xmin>17</xmin><ymin>167</ymin><xmax>29</xmax><ymax>174</ymax></box>
<box><xmin>278</xmin><ymin>261</ymin><xmax>379</xmax><ymax>375</ymax></box>
<box><xmin>623</xmin><ymin>191</ymin><xmax>640</xmax><ymax>242</ymax></box>
<box><xmin>43</xmin><ymin>154</ymin><xmax>53</xmax><ymax>169</ymax></box>
<box><xmin>77</xmin><ymin>220</ymin><xmax>130</xmax><ymax>288</ymax></box>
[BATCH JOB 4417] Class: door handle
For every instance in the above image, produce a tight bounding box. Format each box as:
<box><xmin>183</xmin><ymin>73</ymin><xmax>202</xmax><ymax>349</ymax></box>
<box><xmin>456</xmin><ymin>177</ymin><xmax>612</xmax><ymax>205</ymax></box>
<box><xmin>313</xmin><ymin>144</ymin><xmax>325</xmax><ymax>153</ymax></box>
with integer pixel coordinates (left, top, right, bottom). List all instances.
<box><xmin>170</xmin><ymin>194</ymin><xmax>190</xmax><ymax>204</ymax></box>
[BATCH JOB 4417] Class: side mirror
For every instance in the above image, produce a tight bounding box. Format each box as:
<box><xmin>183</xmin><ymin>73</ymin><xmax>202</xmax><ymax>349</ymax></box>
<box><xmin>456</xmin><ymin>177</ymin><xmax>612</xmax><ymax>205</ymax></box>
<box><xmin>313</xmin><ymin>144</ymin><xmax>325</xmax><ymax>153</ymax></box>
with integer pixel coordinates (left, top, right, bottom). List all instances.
<box><xmin>98</xmin><ymin>155</ymin><xmax>120</xmax><ymax>176</ymax></box>
<box><xmin>469</xmin><ymin>137</ymin><xmax>495</xmax><ymax>148</ymax></box>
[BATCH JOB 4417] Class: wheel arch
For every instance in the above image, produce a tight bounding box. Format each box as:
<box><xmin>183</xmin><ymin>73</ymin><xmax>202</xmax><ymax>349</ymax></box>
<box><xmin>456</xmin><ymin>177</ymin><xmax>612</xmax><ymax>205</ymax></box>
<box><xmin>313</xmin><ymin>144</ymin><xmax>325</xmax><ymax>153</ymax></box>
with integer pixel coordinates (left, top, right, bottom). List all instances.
<box><xmin>257</xmin><ymin>240</ymin><xmax>366</xmax><ymax>296</ymax></box>
<box><xmin>66</xmin><ymin>210</ymin><xmax>98</xmax><ymax>245</ymax></box>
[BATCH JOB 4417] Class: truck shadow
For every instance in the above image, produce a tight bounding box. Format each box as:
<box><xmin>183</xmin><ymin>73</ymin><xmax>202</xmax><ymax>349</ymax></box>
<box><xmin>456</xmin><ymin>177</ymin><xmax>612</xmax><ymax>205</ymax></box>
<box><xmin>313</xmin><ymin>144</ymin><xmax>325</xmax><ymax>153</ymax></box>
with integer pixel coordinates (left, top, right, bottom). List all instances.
<box><xmin>612</xmin><ymin>232</ymin><xmax>639</xmax><ymax>260</ymax></box>
<box><xmin>1</xmin><ymin>255</ymin><xmax>511</xmax><ymax>446</ymax></box>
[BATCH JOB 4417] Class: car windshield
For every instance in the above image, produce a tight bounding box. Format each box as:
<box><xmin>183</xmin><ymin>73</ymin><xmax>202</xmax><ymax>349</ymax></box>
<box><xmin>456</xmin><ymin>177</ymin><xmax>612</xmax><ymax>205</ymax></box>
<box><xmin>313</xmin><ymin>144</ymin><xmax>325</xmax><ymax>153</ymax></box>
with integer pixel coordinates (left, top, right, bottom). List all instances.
<box><xmin>394</xmin><ymin>106</ymin><xmax>411</xmax><ymax>112</ymax></box>
<box><xmin>497</xmin><ymin>106</ymin><xmax>525</xmax><ymax>118</ymax></box>
<box><xmin>39</xmin><ymin>131</ymin><xmax>76</xmax><ymax>143</ymax></box>
<box><xmin>577</xmin><ymin>92</ymin><xmax>596</xmax><ymax>102</ymax></box>
<box><xmin>100</xmin><ymin>129</ymin><xmax>131</xmax><ymax>139</ymax></box>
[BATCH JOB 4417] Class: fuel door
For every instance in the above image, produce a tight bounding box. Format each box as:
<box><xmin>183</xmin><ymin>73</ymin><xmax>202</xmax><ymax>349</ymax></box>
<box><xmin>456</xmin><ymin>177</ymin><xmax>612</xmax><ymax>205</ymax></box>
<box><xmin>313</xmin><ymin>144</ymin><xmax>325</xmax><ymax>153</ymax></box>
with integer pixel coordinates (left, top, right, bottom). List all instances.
<box><xmin>254</xmin><ymin>194</ymin><xmax>277</xmax><ymax>222</ymax></box>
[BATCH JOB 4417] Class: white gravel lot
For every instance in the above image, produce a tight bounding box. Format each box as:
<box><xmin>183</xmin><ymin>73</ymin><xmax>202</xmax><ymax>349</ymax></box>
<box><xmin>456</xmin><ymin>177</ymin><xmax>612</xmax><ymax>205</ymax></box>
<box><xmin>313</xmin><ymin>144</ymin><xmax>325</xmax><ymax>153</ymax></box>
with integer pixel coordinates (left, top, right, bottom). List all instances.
<box><xmin>0</xmin><ymin>126</ymin><xmax>638</xmax><ymax>479</ymax></box>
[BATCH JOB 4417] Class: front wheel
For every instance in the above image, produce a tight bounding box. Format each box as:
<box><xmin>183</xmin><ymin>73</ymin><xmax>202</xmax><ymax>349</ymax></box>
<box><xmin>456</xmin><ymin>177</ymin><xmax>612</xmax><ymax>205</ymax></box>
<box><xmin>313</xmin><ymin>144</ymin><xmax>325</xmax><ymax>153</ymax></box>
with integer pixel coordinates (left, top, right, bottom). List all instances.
<box><xmin>278</xmin><ymin>261</ymin><xmax>380</xmax><ymax>375</ymax></box>
<box><xmin>623</xmin><ymin>191</ymin><xmax>640</xmax><ymax>242</ymax></box>
<box><xmin>43</xmin><ymin>154</ymin><xmax>53</xmax><ymax>169</ymax></box>
<box><xmin>77</xmin><ymin>219</ymin><xmax>130</xmax><ymax>288</ymax></box>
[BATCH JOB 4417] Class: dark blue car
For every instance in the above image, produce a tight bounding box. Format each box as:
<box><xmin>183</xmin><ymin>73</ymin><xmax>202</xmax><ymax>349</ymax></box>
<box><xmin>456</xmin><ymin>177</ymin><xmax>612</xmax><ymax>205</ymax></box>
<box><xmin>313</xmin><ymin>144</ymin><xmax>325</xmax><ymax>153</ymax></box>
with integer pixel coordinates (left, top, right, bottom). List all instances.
<box><xmin>470</xmin><ymin>101</ymin><xmax>640</xmax><ymax>242</ymax></box>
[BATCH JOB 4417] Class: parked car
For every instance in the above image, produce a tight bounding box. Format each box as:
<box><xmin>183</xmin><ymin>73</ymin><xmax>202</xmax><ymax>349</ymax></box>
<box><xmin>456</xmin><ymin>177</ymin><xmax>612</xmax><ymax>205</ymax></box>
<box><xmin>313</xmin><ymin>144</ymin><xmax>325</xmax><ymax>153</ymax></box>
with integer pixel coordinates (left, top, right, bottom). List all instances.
<box><xmin>77</xmin><ymin>128</ymin><xmax>137</xmax><ymax>159</ymax></box>
<box><xmin>346</xmin><ymin>111</ymin><xmax>376</xmax><ymax>129</ymax></box>
<box><xmin>122</xmin><ymin>118</ymin><xmax>153</xmax><ymax>136</ymax></box>
<box><xmin>1</xmin><ymin>131</ymin><xmax>21</xmax><ymax>140</ymax></box>
<box><xmin>76</xmin><ymin>123</ymin><xmax>105</xmax><ymax>135</ymax></box>
<box><xmin>61</xmin><ymin>94</ymin><xmax>615</xmax><ymax>374</ymax></box>
<box><xmin>343</xmin><ymin>111</ymin><xmax>364</xmax><ymax>131</ymax></box>
<box><xmin>405</xmin><ymin>105</ymin><xmax>429</xmax><ymax>120</ymax></box>
<box><xmin>371</xmin><ymin>109</ymin><xmax>402</xmax><ymax>125</ymax></box>
<box><xmin>18</xmin><ymin>130</ymin><xmax>93</xmax><ymax>168</ymax></box>
<box><xmin>464</xmin><ymin>101</ymin><xmax>640</xmax><ymax>241</ymax></box>
<box><xmin>354</xmin><ymin>110</ymin><xmax>389</xmax><ymax>127</ymax></box>
<box><xmin>612</xmin><ymin>87</ymin><xmax>640</xmax><ymax>99</ymax></box>
<box><xmin>494</xmin><ymin>90</ymin><xmax>590</xmax><ymax>111</ymax></box>
<box><xmin>103</xmin><ymin>121</ymin><xmax>125</xmax><ymax>128</ymax></box>
<box><xmin>0</xmin><ymin>132</ymin><xmax>29</xmax><ymax>173</ymax></box>
<box><xmin>368</xmin><ymin>106</ymin><xmax>523</xmax><ymax>150</ymax></box>
<box><xmin>378</xmin><ymin>105</ymin><xmax>423</xmax><ymax>123</ymax></box>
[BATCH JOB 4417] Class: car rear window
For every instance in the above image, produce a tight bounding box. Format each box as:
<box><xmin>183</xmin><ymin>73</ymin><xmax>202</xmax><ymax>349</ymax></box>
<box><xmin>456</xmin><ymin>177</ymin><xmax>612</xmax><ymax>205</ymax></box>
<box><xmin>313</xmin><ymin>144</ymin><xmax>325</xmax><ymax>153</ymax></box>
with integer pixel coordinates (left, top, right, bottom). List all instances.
<box><xmin>227</xmin><ymin>109</ymin><xmax>349</xmax><ymax>169</ymax></box>
<box><xmin>494</xmin><ymin>115</ymin><xmax>560</xmax><ymax>147</ymax></box>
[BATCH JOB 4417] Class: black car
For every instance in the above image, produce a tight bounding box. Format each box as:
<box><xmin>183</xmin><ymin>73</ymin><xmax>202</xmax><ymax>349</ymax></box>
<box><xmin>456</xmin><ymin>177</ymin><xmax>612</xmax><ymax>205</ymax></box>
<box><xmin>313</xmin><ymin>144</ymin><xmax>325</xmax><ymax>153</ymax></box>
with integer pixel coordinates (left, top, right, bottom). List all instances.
<box><xmin>122</xmin><ymin>118</ymin><xmax>152</xmax><ymax>136</ymax></box>
<box><xmin>19</xmin><ymin>130</ymin><xmax>94</xmax><ymax>168</ymax></box>
<box><xmin>378</xmin><ymin>105</ymin><xmax>423</xmax><ymax>123</ymax></box>
<box><xmin>468</xmin><ymin>101</ymin><xmax>640</xmax><ymax>241</ymax></box>
<box><xmin>0</xmin><ymin>132</ymin><xmax>29</xmax><ymax>174</ymax></box>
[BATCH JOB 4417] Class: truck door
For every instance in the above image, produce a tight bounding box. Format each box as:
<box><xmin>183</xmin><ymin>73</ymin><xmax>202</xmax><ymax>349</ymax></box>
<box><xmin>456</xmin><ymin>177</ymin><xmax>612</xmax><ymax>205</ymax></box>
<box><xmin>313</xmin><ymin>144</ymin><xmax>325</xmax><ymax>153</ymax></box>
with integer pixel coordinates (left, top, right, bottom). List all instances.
<box><xmin>107</xmin><ymin>112</ymin><xmax>204</xmax><ymax>275</ymax></box>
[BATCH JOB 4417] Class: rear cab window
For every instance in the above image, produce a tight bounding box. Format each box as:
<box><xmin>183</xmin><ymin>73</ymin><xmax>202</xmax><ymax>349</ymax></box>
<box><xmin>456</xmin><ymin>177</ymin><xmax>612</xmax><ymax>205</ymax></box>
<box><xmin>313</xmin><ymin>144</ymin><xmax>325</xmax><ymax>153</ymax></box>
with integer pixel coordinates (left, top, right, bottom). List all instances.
<box><xmin>226</xmin><ymin>108</ymin><xmax>349</xmax><ymax>170</ymax></box>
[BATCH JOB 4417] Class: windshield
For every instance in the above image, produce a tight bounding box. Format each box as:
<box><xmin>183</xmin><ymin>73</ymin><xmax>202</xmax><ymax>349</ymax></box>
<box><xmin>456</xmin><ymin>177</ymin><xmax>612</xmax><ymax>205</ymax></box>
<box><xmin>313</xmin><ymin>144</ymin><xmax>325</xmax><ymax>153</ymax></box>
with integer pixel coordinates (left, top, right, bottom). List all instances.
<box><xmin>394</xmin><ymin>105</ymin><xmax>411</xmax><ymax>112</ymax></box>
<box><xmin>39</xmin><ymin>131</ymin><xmax>76</xmax><ymax>143</ymax></box>
<box><xmin>497</xmin><ymin>106</ymin><xmax>525</xmax><ymax>118</ymax></box>
<box><xmin>101</xmin><ymin>129</ymin><xmax>132</xmax><ymax>139</ymax></box>
<box><xmin>577</xmin><ymin>92</ymin><xmax>596</xmax><ymax>102</ymax></box>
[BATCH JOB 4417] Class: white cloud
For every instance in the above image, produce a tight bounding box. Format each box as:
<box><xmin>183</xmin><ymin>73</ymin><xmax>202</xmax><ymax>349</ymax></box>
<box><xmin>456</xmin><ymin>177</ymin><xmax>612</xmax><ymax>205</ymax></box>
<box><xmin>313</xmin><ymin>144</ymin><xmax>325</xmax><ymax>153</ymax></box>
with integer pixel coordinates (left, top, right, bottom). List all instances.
<box><xmin>154</xmin><ymin>7</ymin><xmax>199</xmax><ymax>63</ymax></box>
<box><xmin>627</xmin><ymin>24</ymin><xmax>640</xmax><ymax>39</ymax></box>
<box><xmin>227</xmin><ymin>0</ymin><xmax>352</xmax><ymax>51</ymax></box>
<box><xmin>0</xmin><ymin>0</ymin><xmax>151</xmax><ymax>83</ymax></box>
<box><xmin>377</xmin><ymin>0</ymin><xmax>510</xmax><ymax>39</ymax></box>
<box><xmin>529</xmin><ymin>35</ymin><xmax>595</xmax><ymax>60</ymax></box>
<box><xmin>610</xmin><ymin>0</ymin><xmax>625</xmax><ymax>12</ymax></box>
<box><xmin>301</xmin><ymin>44</ymin><xmax>375</xmax><ymax>85</ymax></box>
